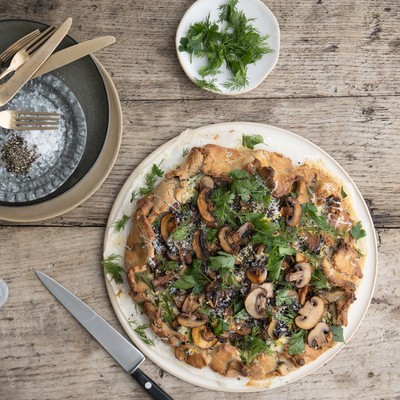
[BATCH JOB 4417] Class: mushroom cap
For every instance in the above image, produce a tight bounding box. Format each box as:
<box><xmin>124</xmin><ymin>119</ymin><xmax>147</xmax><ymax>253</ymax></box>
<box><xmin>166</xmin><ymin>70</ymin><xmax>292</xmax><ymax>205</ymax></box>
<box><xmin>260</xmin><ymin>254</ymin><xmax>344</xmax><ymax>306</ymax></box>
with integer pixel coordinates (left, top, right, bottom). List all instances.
<box><xmin>192</xmin><ymin>230</ymin><xmax>209</xmax><ymax>261</ymax></box>
<box><xmin>218</xmin><ymin>226</ymin><xmax>237</xmax><ymax>254</ymax></box>
<box><xmin>192</xmin><ymin>325</ymin><xmax>218</xmax><ymax>349</ymax></box>
<box><xmin>281</xmin><ymin>197</ymin><xmax>302</xmax><ymax>227</ymax></box>
<box><xmin>160</xmin><ymin>213</ymin><xmax>176</xmax><ymax>242</ymax></box>
<box><xmin>307</xmin><ymin>322</ymin><xmax>330</xmax><ymax>348</ymax></box>
<box><xmin>246</xmin><ymin>265</ymin><xmax>268</xmax><ymax>284</ymax></box>
<box><xmin>287</xmin><ymin>262</ymin><xmax>312</xmax><ymax>288</ymax></box>
<box><xmin>177</xmin><ymin>312</ymin><xmax>208</xmax><ymax>328</ymax></box>
<box><xmin>295</xmin><ymin>296</ymin><xmax>325</xmax><ymax>330</ymax></box>
<box><xmin>199</xmin><ymin>176</ymin><xmax>214</xmax><ymax>190</ymax></box>
<box><xmin>197</xmin><ymin>188</ymin><xmax>217</xmax><ymax>227</ymax></box>
<box><xmin>245</xmin><ymin>287</ymin><xmax>272</xmax><ymax>319</ymax></box>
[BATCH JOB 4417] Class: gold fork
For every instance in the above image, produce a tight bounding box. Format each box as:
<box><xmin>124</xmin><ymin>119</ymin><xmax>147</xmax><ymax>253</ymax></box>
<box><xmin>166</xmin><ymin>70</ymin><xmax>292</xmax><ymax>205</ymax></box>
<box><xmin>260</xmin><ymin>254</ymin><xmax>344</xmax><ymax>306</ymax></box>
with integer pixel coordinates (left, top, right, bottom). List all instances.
<box><xmin>0</xmin><ymin>29</ymin><xmax>41</xmax><ymax>67</ymax></box>
<box><xmin>0</xmin><ymin>110</ymin><xmax>60</xmax><ymax>131</ymax></box>
<box><xmin>0</xmin><ymin>26</ymin><xmax>56</xmax><ymax>81</ymax></box>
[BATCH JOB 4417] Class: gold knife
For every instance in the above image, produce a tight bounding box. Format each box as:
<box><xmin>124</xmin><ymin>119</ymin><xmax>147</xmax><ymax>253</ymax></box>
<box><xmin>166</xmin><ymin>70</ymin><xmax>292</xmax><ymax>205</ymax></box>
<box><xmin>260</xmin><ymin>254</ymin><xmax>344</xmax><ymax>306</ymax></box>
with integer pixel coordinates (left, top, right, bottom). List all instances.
<box><xmin>32</xmin><ymin>36</ymin><xmax>116</xmax><ymax>79</ymax></box>
<box><xmin>0</xmin><ymin>17</ymin><xmax>72</xmax><ymax>106</ymax></box>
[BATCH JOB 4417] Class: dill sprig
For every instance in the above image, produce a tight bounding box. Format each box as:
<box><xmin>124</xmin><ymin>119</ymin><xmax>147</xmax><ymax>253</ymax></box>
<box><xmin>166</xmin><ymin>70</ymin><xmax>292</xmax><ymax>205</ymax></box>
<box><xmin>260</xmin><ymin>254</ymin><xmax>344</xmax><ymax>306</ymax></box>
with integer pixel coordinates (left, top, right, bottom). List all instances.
<box><xmin>139</xmin><ymin>162</ymin><xmax>164</xmax><ymax>196</ymax></box>
<box><xmin>113</xmin><ymin>213</ymin><xmax>130</xmax><ymax>232</ymax></box>
<box><xmin>101</xmin><ymin>254</ymin><xmax>124</xmax><ymax>284</ymax></box>
<box><xmin>158</xmin><ymin>291</ymin><xmax>176</xmax><ymax>326</ymax></box>
<box><xmin>129</xmin><ymin>319</ymin><xmax>155</xmax><ymax>347</ymax></box>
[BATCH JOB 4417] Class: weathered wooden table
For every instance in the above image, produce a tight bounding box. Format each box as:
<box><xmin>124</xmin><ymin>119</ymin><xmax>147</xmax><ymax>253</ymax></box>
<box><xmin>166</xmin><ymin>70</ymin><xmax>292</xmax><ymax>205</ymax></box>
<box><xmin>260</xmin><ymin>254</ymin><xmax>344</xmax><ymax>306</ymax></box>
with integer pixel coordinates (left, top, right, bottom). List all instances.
<box><xmin>1</xmin><ymin>1</ymin><xmax>399</xmax><ymax>399</ymax></box>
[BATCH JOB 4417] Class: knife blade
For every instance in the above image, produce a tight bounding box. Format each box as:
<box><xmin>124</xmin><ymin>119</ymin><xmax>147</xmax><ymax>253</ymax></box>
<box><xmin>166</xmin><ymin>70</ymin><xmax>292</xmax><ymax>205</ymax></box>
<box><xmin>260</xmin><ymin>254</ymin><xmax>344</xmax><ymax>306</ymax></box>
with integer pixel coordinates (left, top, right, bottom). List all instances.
<box><xmin>32</xmin><ymin>36</ymin><xmax>116</xmax><ymax>79</ymax></box>
<box><xmin>35</xmin><ymin>271</ymin><xmax>173</xmax><ymax>400</ymax></box>
<box><xmin>0</xmin><ymin>18</ymin><xmax>72</xmax><ymax>106</ymax></box>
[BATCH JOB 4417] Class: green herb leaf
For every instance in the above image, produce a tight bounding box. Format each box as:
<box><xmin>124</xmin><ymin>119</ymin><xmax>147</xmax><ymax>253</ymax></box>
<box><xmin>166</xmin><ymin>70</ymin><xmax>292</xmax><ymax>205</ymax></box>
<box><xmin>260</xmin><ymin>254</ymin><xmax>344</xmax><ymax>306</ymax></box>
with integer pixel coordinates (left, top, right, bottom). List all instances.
<box><xmin>310</xmin><ymin>267</ymin><xmax>330</xmax><ymax>290</ymax></box>
<box><xmin>182</xmin><ymin>147</ymin><xmax>190</xmax><ymax>157</ymax></box>
<box><xmin>101</xmin><ymin>254</ymin><xmax>124</xmax><ymax>284</ymax></box>
<box><xmin>139</xmin><ymin>162</ymin><xmax>164</xmax><ymax>196</ymax></box>
<box><xmin>130</xmin><ymin>190</ymin><xmax>139</xmax><ymax>203</ymax></box>
<box><xmin>350</xmin><ymin>221</ymin><xmax>366</xmax><ymax>241</ymax></box>
<box><xmin>275</xmin><ymin>289</ymin><xmax>294</xmax><ymax>306</ymax></box>
<box><xmin>173</xmin><ymin>274</ymin><xmax>197</xmax><ymax>290</ymax></box>
<box><xmin>135</xmin><ymin>271</ymin><xmax>153</xmax><ymax>288</ymax></box>
<box><xmin>209</xmin><ymin>251</ymin><xmax>236</xmax><ymax>273</ymax></box>
<box><xmin>330</xmin><ymin>325</ymin><xmax>346</xmax><ymax>343</ymax></box>
<box><xmin>129</xmin><ymin>320</ymin><xmax>155</xmax><ymax>346</ymax></box>
<box><xmin>242</xmin><ymin>134</ymin><xmax>265</xmax><ymax>150</ymax></box>
<box><xmin>194</xmin><ymin>77</ymin><xmax>221</xmax><ymax>92</ymax></box>
<box><xmin>288</xmin><ymin>329</ymin><xmax>307</xmax><ymax>355</ymax></box>
<box><xmin>113</xmin><ymin>213</ymin><xmax>130</xmax><ymax>232</ymax></box>
<box><xmin>267</xmin><ymin>245</ymin><xmax>284</xmax><ymax>282</ymax></box>
<box><xmin>213</xmin><ymin>317</ymin><xmax>230</xmax><ymax>336</ymax></box>
<box><xmin>240</xmin><ymin>326</ymin><xmax>271</xmax><ymax>364</ymax></box>
<box><xmin>170</xmin><ymin>220</ymin><xmax>192</xmax><ymax>242</ymax></box>
<box><xmin>158</xmin><ymin>291</ymin><xmax>176</xmax><ymax>326</ymax></box>
<box><xmin>341</xmin><ymin>186</ymin><xmax>348</xmax><ymax>199</ymax></box>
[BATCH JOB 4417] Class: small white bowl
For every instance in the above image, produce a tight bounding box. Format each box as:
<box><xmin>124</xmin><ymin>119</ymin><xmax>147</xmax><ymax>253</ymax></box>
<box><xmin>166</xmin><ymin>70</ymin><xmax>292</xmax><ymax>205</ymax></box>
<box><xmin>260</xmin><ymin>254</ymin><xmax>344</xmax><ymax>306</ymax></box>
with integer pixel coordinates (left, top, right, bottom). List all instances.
<box><xmin>176</xmin><ymin>0</ymin><xmax>280</xmax><ymax>95</ymax></box>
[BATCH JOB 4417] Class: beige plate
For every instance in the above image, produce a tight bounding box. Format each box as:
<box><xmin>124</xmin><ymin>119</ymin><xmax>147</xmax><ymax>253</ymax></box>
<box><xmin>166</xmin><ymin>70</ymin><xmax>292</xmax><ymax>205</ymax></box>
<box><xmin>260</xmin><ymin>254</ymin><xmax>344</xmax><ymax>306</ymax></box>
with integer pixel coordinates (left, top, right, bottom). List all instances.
<box><xmin>0</xmin><ymin>58</ymin><xmax>122</xmax><ymax>222</ymax></box>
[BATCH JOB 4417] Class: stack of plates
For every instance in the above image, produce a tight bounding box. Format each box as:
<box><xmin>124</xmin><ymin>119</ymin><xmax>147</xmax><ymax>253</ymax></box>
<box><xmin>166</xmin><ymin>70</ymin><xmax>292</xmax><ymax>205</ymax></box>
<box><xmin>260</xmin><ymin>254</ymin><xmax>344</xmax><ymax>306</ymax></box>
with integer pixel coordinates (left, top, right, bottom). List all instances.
<box><xmin>0</xmin><ymin>20</ymin><xmax>122</xmax><ymax>222</ymax></box>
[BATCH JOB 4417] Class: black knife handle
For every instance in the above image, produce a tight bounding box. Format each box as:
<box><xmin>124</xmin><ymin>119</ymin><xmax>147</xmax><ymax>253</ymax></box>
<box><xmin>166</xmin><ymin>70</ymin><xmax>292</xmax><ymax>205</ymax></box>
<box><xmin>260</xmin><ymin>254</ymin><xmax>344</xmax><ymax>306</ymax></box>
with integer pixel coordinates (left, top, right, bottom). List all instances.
<box><xmin>131</xmin><ymin>368</ymin><xmax>174</xmax><ymax>400</ymax></box>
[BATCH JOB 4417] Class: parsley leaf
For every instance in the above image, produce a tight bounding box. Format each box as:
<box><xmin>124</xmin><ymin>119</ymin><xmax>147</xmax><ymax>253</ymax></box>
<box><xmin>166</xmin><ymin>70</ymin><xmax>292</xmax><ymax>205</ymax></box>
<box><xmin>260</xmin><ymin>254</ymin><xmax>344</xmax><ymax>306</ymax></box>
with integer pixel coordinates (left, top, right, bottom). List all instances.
<box><xmin>242</xmin><ymin>134</ymin><xmax>265</xmax><ymax>149</ymax></box>
<box><xmin>288</xmin><ymin>329</ymin><xmax>307</xmax><ymax>355</ymax></box>
<box><xmin>173</xmin><ymin>274</ymin><xmax>197</xmax><ymax>290</ymax></box>
<box><xmin>275</xmin><ymin>289</ymin><xmax>294</xmax><ymax>306</ymax></box>
<box><xmin>350</xmin><ymin>221</ymin><xmax>366</xmax><ymax>241</ymax></box>
<box><xmin>310</xmin><ymin>267</ymin><xmax>330</xmax><ymax>290</ymax></box>
<box><xmin>267</xmin><ymin>245</ymin><xmax>285</xmax><ymax>282</ymax></box>
<box><xmin>240</xmin><ymin>326</ymin><xmax>271</xmax><ymax>364</ymax></box>
<box><xmin>330</xmin><ymin>325</ymin><xmax>346</xmax><ymax>343</ymax></box>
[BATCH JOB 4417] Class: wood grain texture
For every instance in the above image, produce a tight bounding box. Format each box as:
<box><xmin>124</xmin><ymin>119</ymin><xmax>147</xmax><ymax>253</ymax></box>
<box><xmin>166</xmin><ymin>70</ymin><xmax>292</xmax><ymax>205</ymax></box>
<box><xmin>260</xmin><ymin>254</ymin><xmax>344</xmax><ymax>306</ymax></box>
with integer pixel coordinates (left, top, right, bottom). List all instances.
<box><xmin>0</xmin><ymin>227</ymin><xmax>398</xmax><ymax>400</ymax></box>
<box><xmin>0</xmin><ymin>0</ymin><xmax>400</xmax><ymax>100</ymax></box>
<box><xmin>1</xmin><ymin>0</ymin><xmax>399</xmax><ymax>399</ymax></box>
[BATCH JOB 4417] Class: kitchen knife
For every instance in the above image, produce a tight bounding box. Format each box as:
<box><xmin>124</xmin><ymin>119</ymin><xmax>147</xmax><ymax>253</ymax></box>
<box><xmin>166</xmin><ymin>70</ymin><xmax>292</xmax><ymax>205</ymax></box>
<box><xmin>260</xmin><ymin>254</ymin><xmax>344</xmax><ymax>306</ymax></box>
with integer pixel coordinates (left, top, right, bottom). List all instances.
<box><xmin>35</xmin><ymin>271</ymin><xmax>173</xmax><ymax>400</ymax></box>
<box><xmin>0</xmin><ymin>18</ymin><xmax>72</xmax><ymax>106</ymax></box>
<box><xmin>31</xmin><ymin>35</ymin><xmax>116</xmax><ymax>79</ymax></box>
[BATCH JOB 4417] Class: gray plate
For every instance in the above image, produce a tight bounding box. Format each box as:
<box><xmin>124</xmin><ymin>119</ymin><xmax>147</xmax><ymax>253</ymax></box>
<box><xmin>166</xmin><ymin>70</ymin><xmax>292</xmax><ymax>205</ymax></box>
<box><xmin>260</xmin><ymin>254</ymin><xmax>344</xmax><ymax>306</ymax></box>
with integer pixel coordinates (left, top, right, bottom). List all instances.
<box><xmin>0</xmin><ymin>19</ymin><xmax>109</xmax><ymax>206</ymax></box>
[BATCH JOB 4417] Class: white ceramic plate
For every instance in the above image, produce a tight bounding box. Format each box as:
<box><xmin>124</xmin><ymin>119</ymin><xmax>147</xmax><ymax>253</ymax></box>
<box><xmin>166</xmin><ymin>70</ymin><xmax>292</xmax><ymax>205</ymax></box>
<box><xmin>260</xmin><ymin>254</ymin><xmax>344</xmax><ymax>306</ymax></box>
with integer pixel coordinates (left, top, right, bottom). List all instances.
<box><xmin>176</xmin><ymin>0</ymin><xmax>280</xmax><ymax>95</ymax></box>
<box><xmin>104</xmin><ymin>122</ymin><xmax>377</xmax><ymax>392</ymax></box>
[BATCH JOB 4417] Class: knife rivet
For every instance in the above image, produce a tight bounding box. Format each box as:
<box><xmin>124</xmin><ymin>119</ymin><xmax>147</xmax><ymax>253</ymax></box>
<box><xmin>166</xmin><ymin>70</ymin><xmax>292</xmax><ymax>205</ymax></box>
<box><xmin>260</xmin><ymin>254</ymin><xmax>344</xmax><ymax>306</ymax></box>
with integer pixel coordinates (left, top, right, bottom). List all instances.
<box><xmin>0</xmin><ymin>278</ymin><xmax>9</xmax><ymax>308</ymax></box>
<box><xmin>145</xmin><ymin>382</ymin><xmax>152</xmax><ymax>390</ymax></box>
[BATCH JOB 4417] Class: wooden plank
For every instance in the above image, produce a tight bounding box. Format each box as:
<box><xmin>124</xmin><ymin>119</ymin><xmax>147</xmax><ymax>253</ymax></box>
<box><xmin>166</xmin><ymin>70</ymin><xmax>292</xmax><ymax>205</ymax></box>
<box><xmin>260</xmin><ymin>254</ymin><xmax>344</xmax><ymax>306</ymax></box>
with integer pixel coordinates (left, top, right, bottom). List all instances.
<box><xmin>1</xmin><ymin>95</ymin><xmax>397</xmax><ymax>228</ymax></box>
<box><xmin>0</xmin><ymin>0</ymin><xmax>399</xmax><ymax>99</ymax></box>
<box><xmin>0</xmin><ymin>227</ymin><xmax>398</xmax><ymax>399</ymax></box>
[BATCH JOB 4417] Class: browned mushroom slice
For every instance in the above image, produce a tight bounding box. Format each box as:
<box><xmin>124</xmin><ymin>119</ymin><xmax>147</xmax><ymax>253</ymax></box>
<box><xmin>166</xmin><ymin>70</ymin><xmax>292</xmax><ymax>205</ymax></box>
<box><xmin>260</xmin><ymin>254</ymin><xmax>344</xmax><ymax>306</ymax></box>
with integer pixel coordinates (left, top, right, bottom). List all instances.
<box><xmin>235</xmin><ymin>222</ymin><xmax>254</xmax><ymax>244</ymax></box>
<box><xmin>192</xmin><ymin>230</ymin><xmax>210</xmax><ymax>261</ymax></box>
<box><xmin>181</xmin><ymin>293</ymin><xmax>200</xmax><ymax>314</ymax></box>
<box><xmin>287</xmin><ymin>262</ymin><xmax>312</xmax><ymax>288</ymax></box>
<box><xmin>255</xmin><ymin>164</ymin><xmax>275</xmax><ymax>191</ymax></box>
<box><xmin>299</xmin><ymin>284</ymin><xmax>309</xmax><ymax>305</ymax></box>
<box><xmin>175</xmin><ymin>344</ymin><xmax>211</xmax><ymax>369</ymax></box>
<box><xmin>209</xmin><ymin>344</ymin><xmax>243</xmax><ymax>377</ymax></box>
<box><xmin>302</xmin><ymin>232</ymin><xmax>321</xmax><ymax>252</ymax></box>
<box><xmin>321</xmin><ymin>257</ymin><xmax>357</xmax><ymax>292</ymax></box>
<box><xmin>176</xmin><ymin>312</ymin><xmax>208</xmax><ymax>328</ymax></box>
<box><xmin>295</xmin><ymin>296</ymin><xmax>325</xmax><ymax>330</ymax></box>
<box><xmin>307</xmin><ymin>322</ymin><xmax>330</xmax><ymax>348</ymax></box>
<box><xmin>160</xmin><ymin>213</ymin><xmax>176</xmax><ymax>242</ymax></box>
<box><xmin>245</xmin><ymin>287</ymin><xmax>273</xmax><ymax>319</ymax></box>
<box><xmin>281</xmin><ymin>197</ymin><xmax>302</xmax><ymax>227</ymax></box>
<box><xmin>267</xmin><ymin>320</ymin><xmax>278</xmax><ymax>340</ymax></box>
<box><xmin>332</xmin><ymin>239</ymin><xmax>363</xmax><ymax>279</ymax></box>
<box><xmin>192</xmin><ymin>325</ymin><xmax>218</xmax><ymax>349</ymax></box>
<box><xmin>218</xmin><ymin>226</ymin><xmax>237</xmax><ymax>254</ymax></box>
<box><xmin>246</xmin><ymin>265</ymin><xmax>268</xmax><ymax>284</ymax></box>
<box><xmin>199</xmin><ymin>176</ymin><xmax>214</xmax><ymax>190</ymax></box>
<box><xmin>197</xmin><ymin>188</ymin><xmax>217</xmax><ymax>227</ymax></box>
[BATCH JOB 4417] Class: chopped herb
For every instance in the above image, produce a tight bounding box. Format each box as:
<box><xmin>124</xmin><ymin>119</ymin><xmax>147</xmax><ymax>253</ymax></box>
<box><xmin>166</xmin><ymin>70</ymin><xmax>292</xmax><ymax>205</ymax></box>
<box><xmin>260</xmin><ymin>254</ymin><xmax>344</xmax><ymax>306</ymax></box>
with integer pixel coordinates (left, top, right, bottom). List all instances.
<box><xmin>212</xmin><ymin>317</ymin><xmax>230</xmax><ymax>336</ymax></box>
<box><xmin>135</xmin><ymin>271</ymin><xmax>153</xmax><ymax>288</ymax></box>
<box><xmin>330</xmin><ymin>324</ymin><xmax>346</xmax><ymax>343</ymax></box>
<box><xmin>310</xmin><ymin>267</ymin><xmax>330</xmax><ymax>290</ymax></box>
<box><xmin>130</xmin><ymin>190</ymin><xmax>139</xmax><ymax>203</ymax></box>
<box><xmin>341</xmin><ymin>186</ymin><xmax>348</xmax><ymax>199</ymax></box>
<box><xmin>267</xmin><ymin>245</ymin><xmax>284</xmax><ymax>282</ymax></box>
<box><xmin>139</xmin><ymin>162</ymin><xmax>164</xmax><ymax>196</ymax></box>
<box><xmin>170</xmin><ymin>220</ymin><xmax>192</xmax><ymax>241</ymax></box>
<box><xmin>101</xmin><ymin>254</ymin><xmax>124</xmax><ymax>283</ymax></box>
<box><xmin>234</xmin><ymin>308</ymin><xmax>250</xmax><ymax>320</ymax></box>
<box><xmin>182</xmin><ymin>147</ymin><xmax>190</xmax><ymax>157</ymax></box>
<box><xmin>179</xmin><ymin>0</ymin><xmax>273</xmax><ymax>91</ymax></box>
<box><xmin>205</xmin><ymin>228</ymin><xmax>219</xmax><ymax>243</ymax></box>
<box><xmin>350</xmin><ymin>221</ymin><xmax>366</xmax><ymax>241</ymax></box>
<box><xmin>288</xmin><ymin>329</ymin><xmax>307</xmax><ymax>355</ymax></box>
<box><xmin>211</xmin><ymin>187</ymin><xmax>236</xmax><ymax>225</ymax></box>
<box><xmin>158</xmin><ymin>291</ymin><xmax>176</xmax><ymax>326</ymax></box>
<box><xmin>242</xmin><ymin>134</ymin><xmax>265</xmax><ymax>149</ymax></box>
<box><xmin>209</xmin><ymin>251</ymin><xmax>236</xmax><ymax>274</ymax></box>
<box><xmin>158</xmin><ymin>259</ymin><xmax>180</xmax><ymax>272</ymax></box>
<box><xmin>129</xmin><ymin>320</ymin><xmax>155</xmax><ymax>346</ymax></box>
<box><xmin>302</xmin><ymin>202</ymin><xmax>339</xmax><ymax>237</ymax></box>
<box><xmin>275</xmin><ymin>289</ymin><xmax>294</xmax><ymax>306</ymax></box>
<box><xmin>173</xmin><ymin>274</ymin><xmax>196</xmax><ymax>290</ymax></box>
<box><xmin>113</xmin><ymin>213</ymin><xmax>130</xmax><ymax>232</ymax></box>
<box><xmin>275</xmin><ymin>308</ymin><xmax>297</xmax><ymax>327</ymax></box>
<box><xmin>194</xmin><ymin>77</ymin><xmax>221</xmax><ymax>92</ymax></box>
<box><xmin>240</xmin><ymin>326</ymin><xmax>271</xmax><ymax>364</ymax></box>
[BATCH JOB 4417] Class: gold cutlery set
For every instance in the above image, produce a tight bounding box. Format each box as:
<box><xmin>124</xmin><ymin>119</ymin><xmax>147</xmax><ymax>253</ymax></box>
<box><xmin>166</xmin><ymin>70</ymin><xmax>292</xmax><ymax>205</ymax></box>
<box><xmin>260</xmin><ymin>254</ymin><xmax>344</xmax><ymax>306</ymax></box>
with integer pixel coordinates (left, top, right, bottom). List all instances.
<box><xmin>0</xmin><ymin>18</ymin><xmax>115</xmax><ymax>131</ymax></box>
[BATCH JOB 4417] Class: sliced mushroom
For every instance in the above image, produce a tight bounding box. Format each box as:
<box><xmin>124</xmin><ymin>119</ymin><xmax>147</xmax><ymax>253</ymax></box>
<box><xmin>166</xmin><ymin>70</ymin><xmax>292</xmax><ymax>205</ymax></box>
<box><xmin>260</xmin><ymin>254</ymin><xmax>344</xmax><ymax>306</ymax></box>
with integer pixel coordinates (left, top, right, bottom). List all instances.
<box><xmin>287</xmin><ymin>262</ymin><xmax>312</xmax><ymax>288</ymax></box>
<box><xmin>267</xmin><ymin>320</ymin><xmax>278</xmax><ymax>340</ymax></box>
<box><xmin>181</xmin><ymin>293</ymin><xmax>199</xmax><ymax>314</ymax></box>
<box><xmin>199</xmin><ymin>176</ymin><xmax>214</xmax><ymax>190</ymax></box>
<box><xmin>218</xmin><ymin>226</ymin><xmax>237</xmax><ymax>254</ymax></box>
<box><xmin>302</xmin><ymin>232</ymin><xmax>321</xmax><ymax>253</ymax></box>
<box><xmin>307</xmin><ymin>322</ymin><xmax>330</xmax><ymax>348</ymax></box>
<box><xmin>197</xmin><ymin>188</ymin><xmax>217</xmax><ymax>227</ymax></box>
<box><xmin>256</xmin><ymin>165</ymin><xmax>276</xmax><ymax>190</ymax></box>
<box><xmin>299</xmin><ymin>284</ymin><xmax>309</xmax><ymax>305</ymax></box>
<box><xmin>209</xmin><ymin>344</ymin><xmax>243</xmax><ymax>377</ymax></box>
<box><xmin>177</xmin><ymin>312</ymin><xmax>208</xmax><ymax>328</ymax></box>
<box><xmin>246</xmin><ymin>265</ymin><xmax>268</xmax><ymax>284</ymax></box>
<box><xmin>175</xmin><ymin>344</ymin><xmax>210</xmax><ymax>369</ymax></box>
<box><xmin>281</xmin><ymin>197</ymin><xmax>302</xmax><ymax>227</ymax></box>
<box><xmin>245</xmin><ymin>287</ymin><xmax>272</xmax><ymax>319</ymax></box>
<box><xmin>235</xmin><ymin>222</ymin><xmax>254</xmax><ymax>244</ymax></box>
<box><xmin>160</xmin><ymin>213</ymin><xmax>176</xmax><ymax>242</ymax></box>
<box><xmin>192</xmin><ymin>230</ymin><xmax>209</xmax><ymax>261</ymax></box>
<box><xmin>192</xmin><ymin>325</ymin><xmax>218</xmax><ymax>349</ymax></box>
<box><xmin>295</xmin><ymin>296</ymin><xmax>325</xmax><ymax>330</ymax></box>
